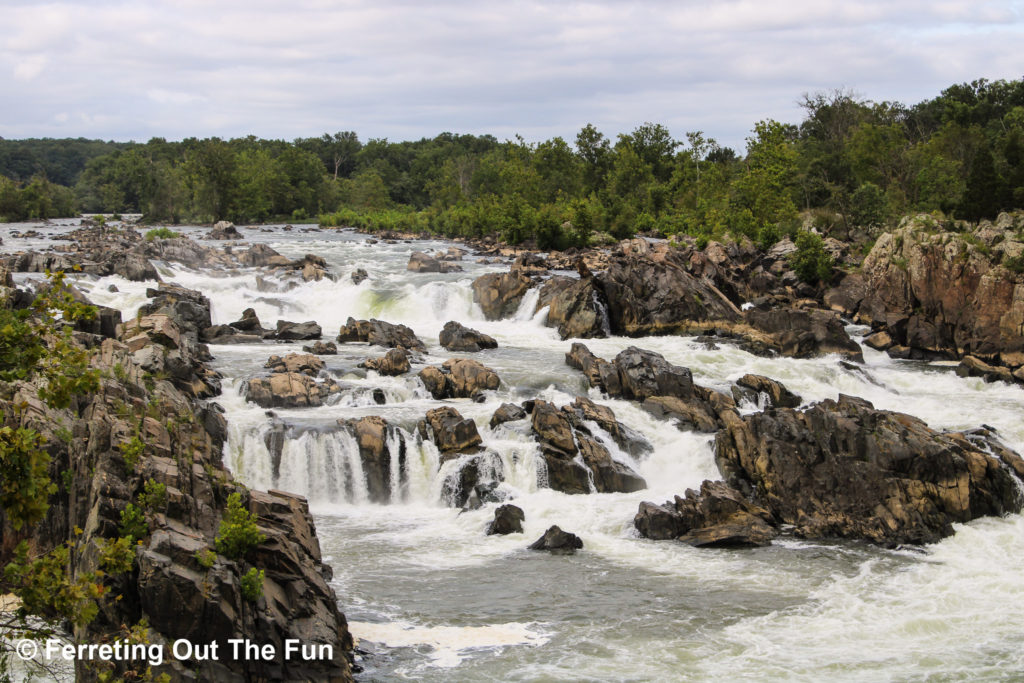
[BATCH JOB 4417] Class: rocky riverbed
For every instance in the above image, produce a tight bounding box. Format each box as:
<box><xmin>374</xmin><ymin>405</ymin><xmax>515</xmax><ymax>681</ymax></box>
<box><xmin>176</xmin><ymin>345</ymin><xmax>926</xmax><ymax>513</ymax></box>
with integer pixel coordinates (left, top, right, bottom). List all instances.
<box><xmin>3</xmin><ymin>214</ymin><xmax>1024</xmax><ymax>680</ymax></box>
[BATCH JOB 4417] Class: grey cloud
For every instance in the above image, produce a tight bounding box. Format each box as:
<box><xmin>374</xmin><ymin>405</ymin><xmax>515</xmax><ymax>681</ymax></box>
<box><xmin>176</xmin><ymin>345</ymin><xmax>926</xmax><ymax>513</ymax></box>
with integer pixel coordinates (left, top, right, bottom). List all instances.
<box><xmin>0</xmin><ymin>0</ymin><xmax>1020</xmax><ymax>150</ymax></box>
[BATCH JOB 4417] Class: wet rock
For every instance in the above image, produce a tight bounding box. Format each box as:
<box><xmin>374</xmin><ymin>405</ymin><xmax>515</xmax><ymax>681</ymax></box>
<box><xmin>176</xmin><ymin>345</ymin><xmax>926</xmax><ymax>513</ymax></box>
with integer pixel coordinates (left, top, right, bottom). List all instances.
<box><xmin>731</xmin><ymin>374</ymin><xmax>802</xmax><ymax>408</ymax></box>
<box><xmin>598</xmin><ymin>248</ymin><xmax>742</xmax><ymax>336</ymax></box>
<box><xmin>361</xmin><ymin>348</ymin><xmax>411</xmax><ymax>376</ymax></box>
<box><xmin>744</xmin><ymin>307</ymin><xmax>863</xmax><ymax>362</ymax></box>
<box><xmin>489</xmin><ymin>402</ymin><xmax>527</xmax><ymax>428</ymax></box>
<box><xmin>641</xmin><ymin>395</ymin><xmax>721</xmax><ymax>433</ymax></box>
<box><xmin>240</xmin><ymin>243</ymin><xmax>293</xmax><ymax>267</ymax></box>
<box><xmin>264</xmin><ymin>352</ymin><xmax>324</xmax><ymax>376</ymax></box>
<box><xmin>612</xmin><ymin>347</ymin><xmax>694</xmax><ymax>401</ymax></box>
<box><xmin>471</xmin><ymin>271</ymin><xmax>533</xmax><ymax>320</ymax></box>
<box><xmin>339</xmin><ymin>416</ymin><xmax>405</xmax><ymax>504</ymax></box>
<box><xmin>635</xmin><ymin>481</ymin><xmax>777</xmax><ymax>547</ymax></box>
<box><xmin>230</xmin><ymin>307</ymin><xmax>266</xmax><ymax>333</ymax></box>
<box><xmin>487</xmin><ymin>504</ymin><xmax>525</xmax><ymax>535</ymax></box>
<box><xmin>138</xmin><ymin>282</ymin><xmax>212</xmax><ymax>344</ymax></box>
<box><xmin>421</xmin><ymin>406</ymin><xmax>482</xmax><ymax>453</ymax></box>
<box><xmin>337</xmin><ymin>317</ymin><xmax>427</xmax><ymax>353</ymax></box>
<box><xmin>546</xmin><ymin>276</ymin><xmax>610</xmax><ymax>340</ymax></box>
<box><xmin>273</xmin><ymin>319</ymin><xmax>322</xmax><ymax>340</ymax></box>
<box><xmin>351</xmin><ymin>268</ymin><xmax>369</xmax><ymax>284</ymax></box>
<box><xmin>530</xmin><ymin>399</ymin><xmax>646</xmax><ymax>494</ymax></box>
<box><xmin>418</xmin><ymin>358</ymin><xmax>500</xmax><ymax>399</ymax></box>
<box><xmin>528</xmin><ymin>525</ymin><xmax>583</xmax><ymax>554</ymax></box>
<box><xmin>956</xmin><ymin>355</ymin><xmax>1017</xmax><ymax>384</ymax></box>
<box><xmin>206</xmin><ymin>221</ymin><xmax>243</xmax><ymax>240</ymax></box>
<box><xmin>246</xmin><ymin>372</ymin><xmax>336</xmax><ymax>408</ymax></box>
<box><xmin>408</xmin><ymin>251</ymin><xmax>463</xmax><ymax>273</ymax></box>
<box><xmin>303</xmin><ymin>341</ymin><xmax>338</xmax><ymax>355</ymax></box>
<box><xmin>439</xmin><ymin>321</ymin><xmax>498</xmax><ymax>352</ymax></box>
<box><xmin>441</xmin><ymin>452</ymin><xmax>504</xmax><ymax>509</ymax></box>
<box><xmin>511</xmin><ymin>252</ymin><xmax>550</xmax><ymax>276</ymax></box>
<box><xmin>714</xmin><ymin>394</ymin><xmax>1024</xmax><ymax>545</ymax></box>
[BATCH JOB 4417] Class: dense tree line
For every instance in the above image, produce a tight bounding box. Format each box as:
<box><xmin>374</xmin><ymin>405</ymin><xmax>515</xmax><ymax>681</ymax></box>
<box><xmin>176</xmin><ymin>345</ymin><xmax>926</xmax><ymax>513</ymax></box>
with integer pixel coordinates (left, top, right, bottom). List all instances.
<box><xmin>0</xmin><ymin>78</ymin><xmax>1021</xmax><ymax>247</ymax></box>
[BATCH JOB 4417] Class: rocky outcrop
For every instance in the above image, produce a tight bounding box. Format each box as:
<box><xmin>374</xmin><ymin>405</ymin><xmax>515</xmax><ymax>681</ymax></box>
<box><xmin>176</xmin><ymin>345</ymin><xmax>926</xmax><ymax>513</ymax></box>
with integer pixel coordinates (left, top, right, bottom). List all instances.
<box><xmin>528</xmin><ymin>399</ymin><xmax>646</xmax><ymax>495</ymax></box>
<box><xmin>528</xmin><ymin>525</ymin><xmax>583</xmax><ymax>554</ymax></box>
<box><xmin>418</xmin><ymin>358</ymin><xmax>500</xmax><ymax>399</ymax></box>
<box><xmin>246</xmin><ymin>372</ymin><xmax>340</xmax><ymax>409</ymax></box>
<box><xmin>206</xmin><ymin>221</ymin><xmax>243</xmax><ymax>240</ymax></box>
<box><xmin>408</xmin><ymin>251</ymin><xmax>463</xmax><ymax>273</ymax></box>
<box><xmin>439</xmin><ymin>321</ymin><xmax>498</xmax><ymax>352</ymax></box>
<box><xmin>471</xmin><ymin>271</ymin><xmax>533</xmax><ymax>320</ymax></box>
<box><xmin>303</xmin><ymin>340</ymin><xmax>338</xmax><ymax>355</ymax></box>
<box><xmin>635</xmin><ymin>480</ymin><xmax>777</xmax><ymax>547</ymax></box>
<box><xmin>264</xmin><ymin>352</ymin><xmax>324</xmax><ymax>376</ymax></box>
<box><xmin>731</xmin><ymin>374</ymin><xmax>802</xmax><ymax>408</ymax></box>
<box><xmin>337</xmin><ymin>416</ymin><xmax>406</xmax><ymax>504</ymax></box>
<box><xmin>487</xmin><ymin>504</ymin><xmax>525</xmax><ymax>535</ymax></box>
<box><xmin>545</xmin><ymin>276</ymin><xmax>610</xmax><ymax>339</ymax></box>
<box><xmin>360</xmin><ymin>348</ymin><xmax>411</xmax><ymax>376</ymax></box>
<box><xmin>743</xmin><ymin>304</ymin><xmax>863</xmax><ymax>361</ymax></box>
<box><xmin>419</xmin><ymin>406</ymin><xmax>482</xmax><ymax>454</ymax></box>
<box><xmin>351</xmin><ymin>268</ymin><xmax>369</xmax><ymax>284</ymax></box>
<box><xmin>714</xmin><ymin>394</ymin><xmax>1023</xmax><ymax>545</ymax></box>
<box><xmin>0</xmin><ymin>284</ymin><xmax>352</xmax><ymax>681</ymax></box>
<box><xmin>489</xmin><ymin>402</ymin><xmax>527</xmax><ymax>428</ymax></box>
<box><xmin>336</xmin><ymin>317</ymin><xmax>427</xmax><ymax>353</ymax></box>
<box><xmin>273</xmin><ymin>320</ymin><xmax>322</xmax><ymax>341</ymax></box>
<box><xmin>825</xmin><ymin>213</ymin><xmax>1024</xmax><ymax>370</ymax></box>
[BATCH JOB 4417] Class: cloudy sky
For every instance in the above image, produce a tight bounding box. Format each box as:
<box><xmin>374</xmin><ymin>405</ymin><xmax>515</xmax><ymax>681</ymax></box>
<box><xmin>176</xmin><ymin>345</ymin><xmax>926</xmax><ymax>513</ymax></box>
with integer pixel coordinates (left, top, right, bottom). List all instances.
<box><xmin>1</xmin><ymin>0</ymin><xmax>1021</xmax><ymax>151</ymax></box>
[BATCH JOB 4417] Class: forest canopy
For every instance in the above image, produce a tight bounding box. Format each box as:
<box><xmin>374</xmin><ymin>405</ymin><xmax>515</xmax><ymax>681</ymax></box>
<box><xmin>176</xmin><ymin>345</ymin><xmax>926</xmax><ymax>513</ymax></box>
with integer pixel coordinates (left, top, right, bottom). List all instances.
<box><xmin>1</xmin><ymin>78</ymin><xmax>1022</xmax><ymax>249</ymax></box>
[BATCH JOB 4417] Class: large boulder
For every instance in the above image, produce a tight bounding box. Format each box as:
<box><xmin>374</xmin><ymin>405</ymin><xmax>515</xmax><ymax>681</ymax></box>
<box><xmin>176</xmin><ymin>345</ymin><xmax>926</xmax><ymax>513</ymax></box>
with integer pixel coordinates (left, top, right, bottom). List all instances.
<box><xmin>487</xmin><ymin>504</ymin><xmax>525</xmax><ymax>535</ymax></box>
<box><xmin>743</xmin><ymin>306</ymin><xmax>863</xmax><ymax>362</ymax></box>
<box><xmin>418</xmin><ymin>358</ymin><xmax>500</xmax><ymax>399</ymax></box>
<box><xmin>408</xmin><ymin>251</ymin><xmax>463</xmax><ymax>273</ymax></box>
<box><xmin>361</xmin><ymin>348</ymin><xmax>411</xmax><ymax>376</ymax></box>
<box><xmin>545</xmin><ymin>276</ymin><xmax>610</xmax><ymax>339</ymax></box>
<box><xmin>528</xmin><ymin>525</ymin><xmax>583</xmax><ymax>554</ymax></box>
<box><xmin>471</xmin><ymin>271</ymin><xmax>533</xmax><ymax>320</ymax></box>
<box><xmin>714</xmin><ymin>394</ymin><xmax>1023</xmax><ymax>545</ymax></box>
<box><xmin>273</xmin><ymin>320</ymin><xmax>322</xmax><ymax>341</ymax></box>
<box><xmin>635</xmin><ymin>480</ymin><xmax>777</xmax><ymax>547</ymax></box>
<box><xmin>420</xmin><ymin>406</ymin><xmax>483</xmax><ymax>454</ymax></box>
<box><xmin>439</xmin><ymin>321</ymin><xmax>498</xmax><ymax>352</ymax></box>
<box><xmin>264</xmin><ymin>353</ymin><xmax>324</xmax><ymax>376</ymax></box>
<box><xmin>337</xmin><ymin>317</ymin><xmax>427</xmax><ymax>353</ymax></box>
<box><xmin>246</xmin><ymin>372</ymin><xmax>338</xmax><ymax>409</ymax></box>
<box><xmin>529</xmin><ymin>399</ymin><xmax>646</xmax><ymax>495</ymax></box>
<box><xmin>731</xmin><ymin>374</ymin><xmax>802</xmax><ymax>408</ymax></box>
<box><xmin>206</xmin><ymin>221</ymin><xmax>243</xmax><ymax>240</ymax></box>
<box><xmin>338</xmin><ymin>416</ymin><xmax>405</xmax><ymax>504</ymax></box>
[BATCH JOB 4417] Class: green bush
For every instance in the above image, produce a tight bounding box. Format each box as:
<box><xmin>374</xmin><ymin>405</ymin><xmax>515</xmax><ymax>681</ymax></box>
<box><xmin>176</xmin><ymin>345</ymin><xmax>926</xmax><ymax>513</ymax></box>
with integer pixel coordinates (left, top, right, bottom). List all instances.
<box><xmin>0</xmin><ymin>422</ymin><xmax>54</xmax><ymax>530</ymax></box>
<box><xmin>145</xmin><ymin>227</ymin><xmax>180</xmax><ymax>240</ymax></box>
<box><xmin>195</xmin><ymin>548</ymin><xmax>217</xmax><ymax>569</ymax></box>
<box><xmin>240</xmin><ymin>567</ymin><xmax>265</xmax><ymax>602</ymax></box>
<box><xmin>790</xmin><ymin>230</ymin><xmax>834</xmax><ymax>284</ymax></box>
<box><xmin>119</xmin><ymin>435</ymin><xmax>145</xmax><ymax>471</ymax></box>
<box><xmin>137</xmin><ymin>478</ymin><xmax>167</xmax><ymax>511</ymax></box>
<box><xmin>118</xmin><ymin>503</ymin><xmax>149</xmax><ymax>542</ymax></box>
<box><xmin>215</xmin><ymin>493</ymin><xmax>266</xmax><ymax>560</ymax></box>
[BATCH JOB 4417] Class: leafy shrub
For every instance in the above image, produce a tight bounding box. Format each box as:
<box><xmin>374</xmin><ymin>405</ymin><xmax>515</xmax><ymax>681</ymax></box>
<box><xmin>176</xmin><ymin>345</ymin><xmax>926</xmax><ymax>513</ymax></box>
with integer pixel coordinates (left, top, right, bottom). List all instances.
<box><xmin>240</xmin><ymin>567</ymin><xmax>265</xmax><ymax>602</ymax></box>
<box><xmin>195</xmin><ymin>548</ymin><xmax>217</xmax><ymax>569</ymax></box>
<box><xmin>145</xmin><ymin>227</ymin><xmax>180</xmax><ymax>240</ymax></box>
<box><xmin>215</xmin><ymin>493</ymin><xmax>266</xmax><ymax>560</ymax></box>
<box><xmin>119</xmin><ymin>435</ymin><xmax>145</xmax><ymax>471</ymax></box>
<box><xmin>97</xmin><ymin>536</ymin><xmax>136</xmax><ymax>574</ymax></box>
<box><xmin>137</xmin><ymin>479</ymin><xmax>167</xmax><ymax>511</ymax></box>
<box><xmin>790</xmin><ymin>230</ymin><xmax>834</xmax><ymax>284</ymax></box>
<box><xmin>1003</xmin><ymin>253</ymin><xmax>1024</xmax><ymax>273</ymax></box>
<box><xmin>0</xmin><ymin>422</ymin><xmax>54</xmax><ymax>530</ymax></box>
<box><xmin>119</xmin><ymin>503</ymin><xmax>149</xmax><ymax>541</ymax></box>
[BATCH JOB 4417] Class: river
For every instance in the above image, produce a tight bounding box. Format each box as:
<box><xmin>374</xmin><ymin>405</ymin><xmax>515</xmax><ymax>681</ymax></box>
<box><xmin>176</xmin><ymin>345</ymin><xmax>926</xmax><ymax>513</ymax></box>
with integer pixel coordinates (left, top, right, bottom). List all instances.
<box><xmin>8</xmin><ymin>220</ymin><xmax>1024</xmax><ymax>681</ymax></box>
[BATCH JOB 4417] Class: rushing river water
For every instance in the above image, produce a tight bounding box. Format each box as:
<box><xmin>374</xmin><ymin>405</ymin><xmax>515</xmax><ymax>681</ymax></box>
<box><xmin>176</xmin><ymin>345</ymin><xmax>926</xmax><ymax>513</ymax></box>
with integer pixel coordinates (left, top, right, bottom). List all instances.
<box><xmin>7</xmin><ymin>220</ymin><xmax>1024</xmax><ymax>681</ymax></box>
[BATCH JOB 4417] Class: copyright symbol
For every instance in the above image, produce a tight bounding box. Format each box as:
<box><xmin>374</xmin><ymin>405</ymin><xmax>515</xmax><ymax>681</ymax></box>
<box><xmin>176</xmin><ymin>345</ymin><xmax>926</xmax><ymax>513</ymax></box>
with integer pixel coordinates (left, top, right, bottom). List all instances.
<box><xmin>15</xmin><ymin>639</ymin><xmax>38</xmax><ymax>660</ymax></box>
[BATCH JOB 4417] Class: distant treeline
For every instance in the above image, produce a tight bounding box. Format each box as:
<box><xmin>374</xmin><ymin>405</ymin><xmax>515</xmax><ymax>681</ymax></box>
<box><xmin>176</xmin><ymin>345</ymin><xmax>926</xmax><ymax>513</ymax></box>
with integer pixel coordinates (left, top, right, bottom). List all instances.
<box><xmin>1</xmin><ymin>78</ymin><xmax>1022</xmax><ymax>248</ymax></box>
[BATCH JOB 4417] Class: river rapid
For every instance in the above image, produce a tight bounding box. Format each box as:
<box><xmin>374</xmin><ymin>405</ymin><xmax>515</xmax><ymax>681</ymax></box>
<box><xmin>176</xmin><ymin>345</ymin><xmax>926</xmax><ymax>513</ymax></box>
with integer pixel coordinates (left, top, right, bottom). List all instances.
<box><xmin>8</xmin><ymin>220</ymin><xmax>1024</xmax><ymax>681</ymax></box>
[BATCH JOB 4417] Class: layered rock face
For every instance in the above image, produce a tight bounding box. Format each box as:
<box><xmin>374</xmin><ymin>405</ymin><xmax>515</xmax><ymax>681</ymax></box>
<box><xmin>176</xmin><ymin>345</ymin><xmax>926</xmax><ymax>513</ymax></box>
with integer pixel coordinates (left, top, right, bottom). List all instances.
<box><xmin>471</xmin><ymin>238</ymin><xmax>862</xmax><ymax>360</ymax></box>
<box><xmin>714</xmin><ymin>394</ymin><xmax>1022</xmax><ymax>545</ymax></box>
<box><xmin>0</xmin><ymin>285</ymin><xmax>353</xmax><ymax>682</ymax></box>
<box><xmin>826</xmin><ymin>213</ymin><xmax>1024</xmax><ymax>371</ymax></box>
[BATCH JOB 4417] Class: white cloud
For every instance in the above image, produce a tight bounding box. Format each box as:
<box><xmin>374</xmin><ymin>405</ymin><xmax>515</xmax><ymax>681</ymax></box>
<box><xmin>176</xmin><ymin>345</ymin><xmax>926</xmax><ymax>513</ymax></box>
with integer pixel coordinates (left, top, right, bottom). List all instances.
<box><xmin>0</xmin><ymin>0</ymin><xmax>1021</xmax><ymax>147</ymax></box>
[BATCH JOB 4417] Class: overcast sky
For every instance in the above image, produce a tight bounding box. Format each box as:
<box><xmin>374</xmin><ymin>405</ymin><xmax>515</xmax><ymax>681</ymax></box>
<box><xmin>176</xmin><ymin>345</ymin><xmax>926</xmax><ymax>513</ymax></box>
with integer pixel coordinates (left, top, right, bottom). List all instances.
<box><xmin>1</xmin><ymin>0</ymin><xmax>1022</xmax><ymax>152</ymax></box>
